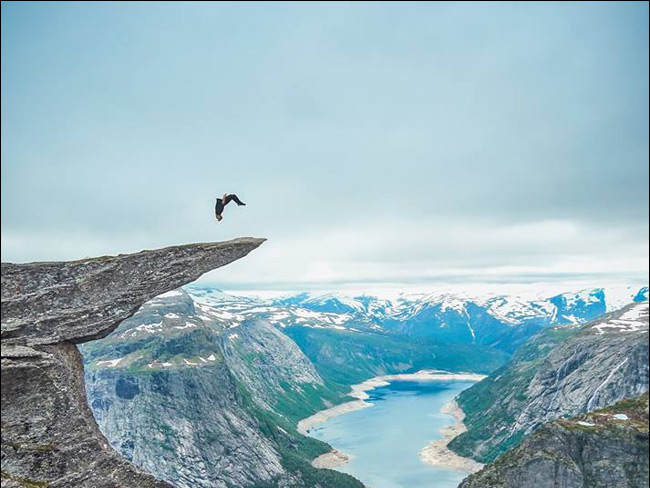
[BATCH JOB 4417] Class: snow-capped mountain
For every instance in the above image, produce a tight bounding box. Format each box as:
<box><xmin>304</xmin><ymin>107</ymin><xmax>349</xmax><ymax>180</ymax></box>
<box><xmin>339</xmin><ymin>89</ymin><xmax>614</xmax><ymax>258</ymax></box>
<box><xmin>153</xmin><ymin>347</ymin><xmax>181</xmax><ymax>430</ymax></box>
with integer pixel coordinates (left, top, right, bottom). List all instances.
<box><xmin>185</xmin><ymin>285</ymin><xmax>648</xmax><ymax>352</ymax></box>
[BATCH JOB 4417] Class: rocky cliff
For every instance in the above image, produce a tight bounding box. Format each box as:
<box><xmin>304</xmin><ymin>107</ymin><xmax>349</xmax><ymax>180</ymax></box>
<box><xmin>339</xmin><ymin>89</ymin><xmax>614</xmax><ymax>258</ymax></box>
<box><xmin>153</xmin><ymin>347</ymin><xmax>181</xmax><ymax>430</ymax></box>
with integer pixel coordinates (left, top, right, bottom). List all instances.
<box><xmin>1</xmin><ymin>238</ymin><xmax>265</xmax><ymax>488</ymax></box>
<box><xmin>459</xmin><ymin>393</ymin><xmax>649</xmax><ymax>488</ymax></box>
<box><xmin>450</xmin><ymin>300</ymin><xmax>649</xmax><ymax>463</ymax></box>
<box><xmin>82</xmin><ymin>289</ymin><xmax>362</xmax><ymax>488</ymax></box>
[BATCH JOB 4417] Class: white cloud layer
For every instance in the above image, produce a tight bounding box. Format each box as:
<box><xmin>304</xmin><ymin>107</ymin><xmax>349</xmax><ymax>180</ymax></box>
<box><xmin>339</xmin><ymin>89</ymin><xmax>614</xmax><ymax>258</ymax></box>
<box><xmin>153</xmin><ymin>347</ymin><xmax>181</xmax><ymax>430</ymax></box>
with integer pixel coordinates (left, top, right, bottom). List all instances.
<box><xmin>1</xmin><ymin>2</ymin><xmax>648</xmax><ymax>291</ymax></box>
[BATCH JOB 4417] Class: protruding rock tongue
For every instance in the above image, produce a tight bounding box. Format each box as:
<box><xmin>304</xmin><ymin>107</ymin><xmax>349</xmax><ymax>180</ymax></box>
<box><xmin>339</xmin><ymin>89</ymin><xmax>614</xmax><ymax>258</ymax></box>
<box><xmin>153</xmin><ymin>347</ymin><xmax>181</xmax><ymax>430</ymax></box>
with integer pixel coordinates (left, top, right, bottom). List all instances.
<box><xmin>0</xmin><ymin>238</ymin><xmax>265</xmax><ymax>488</ymax></box>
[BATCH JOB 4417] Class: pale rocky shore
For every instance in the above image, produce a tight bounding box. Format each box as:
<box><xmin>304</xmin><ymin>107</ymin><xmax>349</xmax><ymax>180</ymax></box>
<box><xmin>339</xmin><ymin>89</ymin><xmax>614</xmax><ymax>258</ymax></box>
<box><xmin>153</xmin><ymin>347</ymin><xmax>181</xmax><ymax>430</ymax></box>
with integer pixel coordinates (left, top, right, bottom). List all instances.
<box><xmin>311</xmin><ymin>449</ymin><xmax>353</xmax><ymax>469</ymax></box>
<box><xmin>298</xmin><ymin>370</ymin><xmax>486</xmax><ymax>470</ymax></box>
<box><xmin>419</xmin><ymin>399</ymin><xmax>485</xmax><ymax>473</ymax></box>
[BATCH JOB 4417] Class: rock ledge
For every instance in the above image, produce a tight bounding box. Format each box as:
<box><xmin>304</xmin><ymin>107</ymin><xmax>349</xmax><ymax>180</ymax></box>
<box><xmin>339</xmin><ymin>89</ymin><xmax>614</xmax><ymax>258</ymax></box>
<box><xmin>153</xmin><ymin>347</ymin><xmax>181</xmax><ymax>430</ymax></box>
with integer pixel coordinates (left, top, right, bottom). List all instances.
<box><xmin>1</xmin><ymin>238</ymin><xmax>264</xmax><ymax>488</ymax></box>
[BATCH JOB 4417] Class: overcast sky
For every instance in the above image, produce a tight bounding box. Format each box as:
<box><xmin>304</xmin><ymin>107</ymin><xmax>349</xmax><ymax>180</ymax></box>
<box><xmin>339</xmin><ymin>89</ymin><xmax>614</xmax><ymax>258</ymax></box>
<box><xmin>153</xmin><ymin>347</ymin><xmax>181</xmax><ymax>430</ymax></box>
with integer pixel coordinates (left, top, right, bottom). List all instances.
<box><xmin>1</xmin><ymin>1</ymin><xmax>648</xmax><ymax>291</ymax></box>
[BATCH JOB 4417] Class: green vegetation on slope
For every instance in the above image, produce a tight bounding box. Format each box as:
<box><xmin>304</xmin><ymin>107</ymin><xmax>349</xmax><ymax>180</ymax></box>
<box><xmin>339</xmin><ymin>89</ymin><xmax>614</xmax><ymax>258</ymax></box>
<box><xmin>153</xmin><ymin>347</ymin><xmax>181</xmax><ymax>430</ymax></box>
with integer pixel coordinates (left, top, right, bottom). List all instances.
<box><xmin>459</xmin><ymin>393</ymin><xmax>650</xmax><ymax>488</ymax></box>
<box><xmin>82</xmin><ymin>328</ymin><xmax>224</xmax><ymax>372</ymax></box>
<box><xmin>234</xmin><ymin>379</ymin><xmax>364</xmax><ymax>488</ymax></box>
<box><xmin>449</xmin><ymin>325</ymin><xmax>583</xmax><ymax>462</ymax></box>
<box><xmin>284</xmin><ymin>326</ymin><xmax>509</xmax><ymax>386</ymax></box>
<box><xmin>561</xmin><ymin>391</ymin><xmax>649</xmax><ymax>435</ymax></box>
<box><xmin>273</xmin><ymin>381</ymin><xmax>353</xmax><ymax>425</ymax></box>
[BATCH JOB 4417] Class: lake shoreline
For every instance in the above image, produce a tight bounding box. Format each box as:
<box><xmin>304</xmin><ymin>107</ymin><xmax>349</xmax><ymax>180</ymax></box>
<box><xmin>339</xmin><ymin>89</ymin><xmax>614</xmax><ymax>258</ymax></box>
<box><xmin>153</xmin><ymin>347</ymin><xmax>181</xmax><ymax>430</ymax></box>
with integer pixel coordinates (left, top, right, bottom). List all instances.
<box><xmin>418</xmin><ymin>399</ymin><xmax>485</xmax><ymax>473</ymax></box>
<box><xmin>299</xmin><ymin>370</ymin><xmax>486</xmax><ymax>470</ymax></box>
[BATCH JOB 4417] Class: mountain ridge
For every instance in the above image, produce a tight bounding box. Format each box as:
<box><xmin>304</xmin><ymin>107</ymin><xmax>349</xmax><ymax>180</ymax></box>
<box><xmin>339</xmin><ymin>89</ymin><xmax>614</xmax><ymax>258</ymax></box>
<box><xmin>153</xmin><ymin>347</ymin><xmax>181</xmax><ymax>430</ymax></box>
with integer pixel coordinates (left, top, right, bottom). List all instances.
<box><xmin>82</xmin><ymin>288</ymin><xmax>364</xmax><ymax>487</ymax></box>
<box><xmin>188</xmin><ymin>285</ymin><xmax>648</xmax><ymax>353</ymax></box>
<box><xmin>449</xmin><ymin>300</ymin><xmax>649</xmax><ymax>463</ymax></box>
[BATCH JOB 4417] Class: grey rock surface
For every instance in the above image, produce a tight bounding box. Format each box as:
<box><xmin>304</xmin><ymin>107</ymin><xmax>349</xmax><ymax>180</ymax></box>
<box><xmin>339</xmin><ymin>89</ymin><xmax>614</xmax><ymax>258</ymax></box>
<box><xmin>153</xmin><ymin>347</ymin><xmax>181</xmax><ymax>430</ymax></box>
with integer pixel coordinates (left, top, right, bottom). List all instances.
<box><xmin>1</xmin><ymin>238</ymin><xmax>265</xmax><ymax>488</ymax></box>
<box><xmin>459</xmin><ymin>393</ymin><xmax>650</xmax><ymax>488</ymax></box>
<box><xmin>81</xmin><ymin>288</ymin><xmax>355</xmax><ymax>488</ymax></box>
<box><xmin>2</xmin><ymin>239</ymin><xmax>265</xmax><ymax>345</ymax></box>
<box><xmin>450</xmin><ymin>301</ymin><xmax>649</xmax><ymax>462</ymax></box>
<box><xmin>86</xmin><ymin>357</ymin><xmax>288</xmax><ymax>488</ymax></box>
<box><xmin>512</xmin><ymin>301</ymin><xmax>649</xmax><ymax>433</ymax></box>
<box><xmin>220</xmin><ymin>319</ymin><xmax>324</xmax><ymax>409</ymax></box>
<box><xmin>82</xmin><ymin>290</ymin><xmax>299</xmax><ymax>488</ymax></box>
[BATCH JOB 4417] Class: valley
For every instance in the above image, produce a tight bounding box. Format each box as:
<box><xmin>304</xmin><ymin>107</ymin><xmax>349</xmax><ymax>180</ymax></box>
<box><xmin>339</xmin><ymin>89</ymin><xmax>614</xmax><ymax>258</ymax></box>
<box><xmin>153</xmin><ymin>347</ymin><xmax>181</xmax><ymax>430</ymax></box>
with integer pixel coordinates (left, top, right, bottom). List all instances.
<box><xmin>81</xmin><ymin>284</ymin><xmax>648</xmax><ymax>488</ymax></box>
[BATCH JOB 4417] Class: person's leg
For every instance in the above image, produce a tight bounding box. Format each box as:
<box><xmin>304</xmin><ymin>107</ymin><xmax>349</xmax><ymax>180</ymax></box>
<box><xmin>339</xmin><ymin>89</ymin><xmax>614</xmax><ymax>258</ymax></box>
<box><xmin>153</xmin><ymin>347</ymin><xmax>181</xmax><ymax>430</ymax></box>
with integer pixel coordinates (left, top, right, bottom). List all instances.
<box><xmin>229</xmin><ymin>194</ymin><xmax>246</xmax><ymax>206</ymax></box>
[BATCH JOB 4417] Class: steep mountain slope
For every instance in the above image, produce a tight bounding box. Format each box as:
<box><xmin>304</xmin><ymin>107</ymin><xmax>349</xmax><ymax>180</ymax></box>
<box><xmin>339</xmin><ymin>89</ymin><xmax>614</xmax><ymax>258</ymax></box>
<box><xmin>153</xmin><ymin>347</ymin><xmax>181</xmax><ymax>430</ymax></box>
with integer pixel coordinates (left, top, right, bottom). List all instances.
<box><xmin>219</xmin><ymin>320</ymin><xmax>350</xmax><ymax>422</ymax></box>
<box><xmin>82</xmin><ymin>290</ymin><xmax>361</xmax><ymax>488</ymax></box>
<box><xmin>459</xmin><ymin>393</ymin><xmax>649</xmax><ymax>488</ymax></box>
<box><xmin>87</xmin><ymin>350</ymin><xmax>288</xmax><ymax>488</ymax></box>
<box><xmin>284</xmin><ymin>325</ymin><xmax>507</xmax><ymax>385</ymax></box>
<box><xmin>449</xmin><ymin>301</ymin><xmax>649</xmax><ymax>462</ymax></box>
<box><xmin>1</xmin><ymin>239</ymin><xmax>264</xmax><ymax>488</ymax></box>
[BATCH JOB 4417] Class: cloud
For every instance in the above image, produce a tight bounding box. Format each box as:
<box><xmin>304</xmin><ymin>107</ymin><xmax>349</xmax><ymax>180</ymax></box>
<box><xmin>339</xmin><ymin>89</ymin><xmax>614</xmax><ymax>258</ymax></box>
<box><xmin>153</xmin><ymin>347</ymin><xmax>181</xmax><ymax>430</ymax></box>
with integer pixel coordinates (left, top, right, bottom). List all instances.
<box><xmin>192</xmin><ymin>217</ymin><xmax>649</xmax><ymax>290</ymax></box>
<box><xmin>1</xmin><ymin>2</ymin><xmax>648</xmax><ymax>290</ymax></box>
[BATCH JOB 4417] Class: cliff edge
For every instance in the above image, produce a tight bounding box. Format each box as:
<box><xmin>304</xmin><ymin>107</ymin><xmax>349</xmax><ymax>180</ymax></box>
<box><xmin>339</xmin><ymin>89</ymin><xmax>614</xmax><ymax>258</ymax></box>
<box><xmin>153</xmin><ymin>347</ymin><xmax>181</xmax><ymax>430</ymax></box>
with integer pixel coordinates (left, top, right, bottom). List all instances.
<box><xmin>1</xmin><ymin>238</ymin><xmax>265</xmax><ymax>488</ymax></box>
<box><xmin>459</xmin><ymin>393</ymin><xmax>649</xmax><ymax>488</ymax></box>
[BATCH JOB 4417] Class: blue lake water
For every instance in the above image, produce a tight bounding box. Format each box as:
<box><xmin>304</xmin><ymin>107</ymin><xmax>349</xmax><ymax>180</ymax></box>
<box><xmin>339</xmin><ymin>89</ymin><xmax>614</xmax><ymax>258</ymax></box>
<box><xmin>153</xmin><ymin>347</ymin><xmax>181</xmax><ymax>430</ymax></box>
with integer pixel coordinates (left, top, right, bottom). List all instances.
<box><xmin>308</xmin><ymin>380</ymin><xmax>476</xmax><ymax>488</ymax></box>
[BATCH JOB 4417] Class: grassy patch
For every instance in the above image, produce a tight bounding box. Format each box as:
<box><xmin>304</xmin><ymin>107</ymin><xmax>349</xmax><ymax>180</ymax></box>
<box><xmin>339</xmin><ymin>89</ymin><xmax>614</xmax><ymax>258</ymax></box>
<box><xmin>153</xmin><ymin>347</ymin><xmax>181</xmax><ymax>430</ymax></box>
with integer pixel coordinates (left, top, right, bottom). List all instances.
<box><xmin>1</xmin><ymin>471</ymin><xmax>50</xmax><ymax>488</ymax></box>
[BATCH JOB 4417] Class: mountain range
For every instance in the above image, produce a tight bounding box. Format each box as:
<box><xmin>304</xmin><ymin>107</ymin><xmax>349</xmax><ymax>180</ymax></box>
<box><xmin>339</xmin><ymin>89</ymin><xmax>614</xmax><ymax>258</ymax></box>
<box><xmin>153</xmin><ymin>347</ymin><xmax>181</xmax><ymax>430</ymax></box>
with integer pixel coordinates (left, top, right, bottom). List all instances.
<box><xmin>82</xmin><ymin>283</ymin><xmax>647</xmax><ymax>487</ymax></box>
<box><xmin>191</xmin><ymin>285</ymin><xmax>648</xmax><ymax>353</ymax></box>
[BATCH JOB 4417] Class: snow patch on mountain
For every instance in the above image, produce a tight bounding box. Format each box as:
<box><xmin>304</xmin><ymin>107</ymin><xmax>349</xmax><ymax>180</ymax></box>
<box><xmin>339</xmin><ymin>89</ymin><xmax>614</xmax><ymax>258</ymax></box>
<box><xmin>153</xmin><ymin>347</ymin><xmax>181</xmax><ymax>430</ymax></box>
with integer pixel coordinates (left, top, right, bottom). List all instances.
<box><xmin>180</xmin><ymin>284</ymin><xmax>646</xmax><ymax>349</ymax></box>
<box><xmin>592</xmin><ymin>302</ymin><xmax>649</xmax><ymax>335</ymax></box>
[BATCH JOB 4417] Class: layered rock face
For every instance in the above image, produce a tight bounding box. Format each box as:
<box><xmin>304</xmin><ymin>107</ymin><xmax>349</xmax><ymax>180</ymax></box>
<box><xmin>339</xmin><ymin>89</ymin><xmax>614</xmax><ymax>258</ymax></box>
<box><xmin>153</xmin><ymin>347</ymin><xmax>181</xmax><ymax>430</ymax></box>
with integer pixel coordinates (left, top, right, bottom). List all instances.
<box><xmin>459</xmin><ymin>394</ymin><xmax>649</xmax><ymax>488</ymax></box>
<box><xmin>86</xmin><ymin>352</ymin><xmax>289</xmax><ymax>488</ymax></box>
<box><xmin>1</xmin><ymin>239</ymin><xmax>265</xmax><ymax>488</ymax></box>
<box><xmin>82</xmin><ymin>289</ymin><xmax>349</xmax><ymax>488</ymax></box>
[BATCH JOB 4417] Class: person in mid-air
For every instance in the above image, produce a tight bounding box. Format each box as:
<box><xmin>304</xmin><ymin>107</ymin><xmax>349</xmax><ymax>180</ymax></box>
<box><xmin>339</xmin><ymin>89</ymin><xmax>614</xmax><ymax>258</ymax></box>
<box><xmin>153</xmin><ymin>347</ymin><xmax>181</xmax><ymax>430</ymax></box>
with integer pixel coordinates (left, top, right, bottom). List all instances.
<box><xmin>215</xmin><ymin>193</ymin><xmax>246</xmax><ymax>221</ymax></box>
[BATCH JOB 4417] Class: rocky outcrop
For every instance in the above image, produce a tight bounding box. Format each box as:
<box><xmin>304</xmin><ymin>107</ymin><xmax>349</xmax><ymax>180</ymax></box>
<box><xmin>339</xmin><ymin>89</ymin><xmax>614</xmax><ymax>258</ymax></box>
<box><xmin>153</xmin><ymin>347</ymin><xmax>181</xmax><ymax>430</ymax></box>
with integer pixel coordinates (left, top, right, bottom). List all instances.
<box><xmin>86</xmin><ymin>351</ymin><xmax>290</xmax><ymax>488</ymax></box>
<box><xmin>82</xmin><ymin>287</ymin><xmax>364</xmax><ymax>488</ymax></box>
<box><xmin>82</xmin><ymin>289</ymin><xmax>324</xmax><ymax>488</ymax></box>
<box><xmin>1</xmin><ymin>238</ymin><xmax>265</xmax><ymax>488</ymax></box>
<box><xmin>459</xmin><ymin>393</ymin><xmax>649</xmax><ymax>488</ymax></box>
<box><xmin>450</xmin><ymin>301</ymin><xmax>649</xmax><ymax>462</ymax></box>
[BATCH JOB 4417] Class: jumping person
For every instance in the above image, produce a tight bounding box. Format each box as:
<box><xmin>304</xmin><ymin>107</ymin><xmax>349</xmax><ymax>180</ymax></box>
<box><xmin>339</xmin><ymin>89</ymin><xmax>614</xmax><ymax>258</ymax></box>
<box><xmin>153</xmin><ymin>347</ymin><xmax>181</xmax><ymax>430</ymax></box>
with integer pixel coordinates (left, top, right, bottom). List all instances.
<box><xmin>215</xmin><ymin>193</ymin><xmax>246</xmax><ymax>221</ymax></box>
